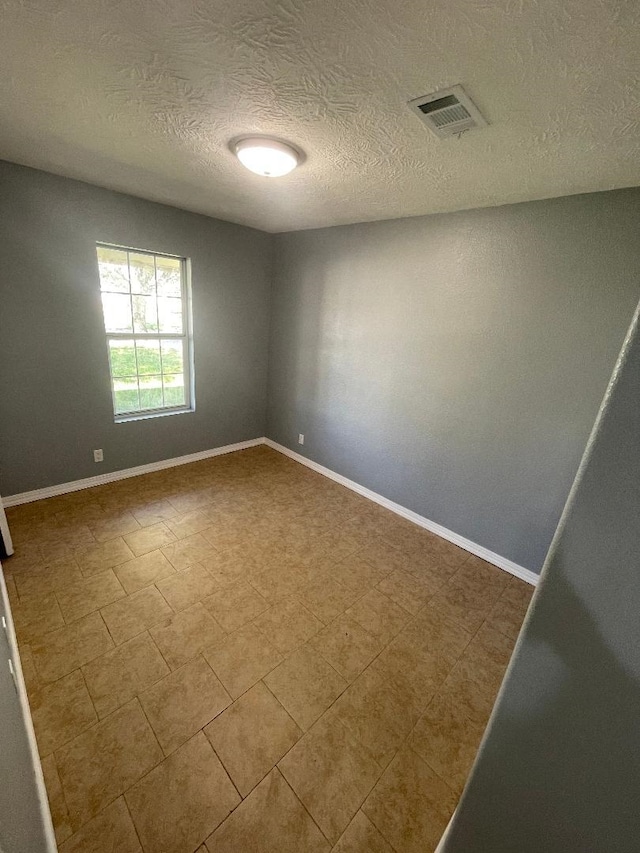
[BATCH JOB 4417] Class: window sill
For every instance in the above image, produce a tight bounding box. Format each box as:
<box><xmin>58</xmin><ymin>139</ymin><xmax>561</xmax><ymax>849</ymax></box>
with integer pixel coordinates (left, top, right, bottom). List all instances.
<box><xmin>115</xmin><ymin>407</ymin><xmax>194</xmax><ymax>424</ymax></box>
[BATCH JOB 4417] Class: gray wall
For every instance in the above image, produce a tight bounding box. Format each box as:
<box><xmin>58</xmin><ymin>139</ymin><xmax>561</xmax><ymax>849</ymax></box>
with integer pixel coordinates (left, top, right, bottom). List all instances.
<box><xmin>442</xmin><ymin>298</ymin><xmax>640</xmax><ymax>852</ymax></box>
<box><xmin>0</xmin><ymin>161</ymin><xmax>272</xmax><ymax>496</ymax></box>
<box><xmin>266</xmin><ymin>190</ymin><xmax>640</xmax><ymax>571</ymax></box>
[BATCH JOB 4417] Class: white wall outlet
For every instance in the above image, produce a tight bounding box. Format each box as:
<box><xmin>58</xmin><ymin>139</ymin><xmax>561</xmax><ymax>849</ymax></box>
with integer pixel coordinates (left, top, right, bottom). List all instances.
<box><xmin>93</xmin><ymin>449</ymin><xmax>104</xmax><ymax>463</ymax></box>
<box><xmin>298</xmin><ymin>434</ymin><xmax>305</xmax><ymax>445</ymax></box>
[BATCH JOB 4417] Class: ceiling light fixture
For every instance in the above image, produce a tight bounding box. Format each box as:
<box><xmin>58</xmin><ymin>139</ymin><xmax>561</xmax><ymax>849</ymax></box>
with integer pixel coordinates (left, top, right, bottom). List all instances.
<box><xmin>234</xmin><ymin>137</ymin><xmax>300</xmax><ymax>177</ymax></box>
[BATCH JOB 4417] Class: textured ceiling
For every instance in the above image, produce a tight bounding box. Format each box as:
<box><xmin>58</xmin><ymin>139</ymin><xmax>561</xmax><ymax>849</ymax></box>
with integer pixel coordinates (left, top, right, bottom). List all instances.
<box><xmin>1</xmin><ymin>0</ymin><xmax>639</xmax><ymax>232</ymax></box>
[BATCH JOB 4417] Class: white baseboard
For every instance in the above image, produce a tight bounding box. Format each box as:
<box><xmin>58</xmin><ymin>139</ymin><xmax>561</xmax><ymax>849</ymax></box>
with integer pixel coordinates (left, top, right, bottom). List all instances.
<box><xmin>2</xmin><ymin>438</ymin><xmax>264</xmax><ymax>507</ymax></box>
<box><xmin>264</xmin><ymin>438</ymin><xmax>539</xmax><ymax>586</ymax></box>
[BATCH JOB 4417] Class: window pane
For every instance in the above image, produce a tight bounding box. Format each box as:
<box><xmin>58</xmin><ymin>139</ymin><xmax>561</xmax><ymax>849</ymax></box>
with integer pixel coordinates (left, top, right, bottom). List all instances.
<box><xmin>129</xmin><ymin>252</ymin><xmax>157</xmax><ymax>295</ymax></box>
<box><xmin>139</xmin><ymin>375</ymin><xmax>163</xmax><ymax>410</ymax></box>
<box><xmin>109</xmin><ymin>340</ymin><xmax>136</xmax><ymax>377</ymax></box>
<box><xmin>160</xmin><ymin>339</ymin><xmax>183</xmax><ymax>374</ymax></box>
<box><xmin>113</xmin><ymin>377</ymin><xmax>140</xmax><ymax>414</ymax></box>
<box><xmin>158</xmin><ymin>296</ymin><xmax>183</xmax><ymax>333</ymax></box>
<box><xmin>156</xmin><ymin>256</ymin><xmax>182</xmax><ymax>297</ymax></box>
<box><xmin>102</xmin><ymin>292</ymin><xmax>133</xmax><ymax>333</ymax></box>
<box><xmin>132</xmin><ymin>294</ymin><xmax>158</xmax><ymax>333</ymax></box>
<box><xmin>98</xmin><ymin>243</ymin><xmax>190</xmax><ymax>419</ymax></box>
<box><xmin>97</xmin><ymin>247</ymin><xmax>130</xmax><ymax>293</ymax></box>
<box><xmin>163</xmin><ymin>374</ymin><xmax>186</xmax><ymax>407</ymax></box>
<box><xmin>136</xmin><ymin>340</ymin><xmax>162</xmax><ymax>375</ymax></box>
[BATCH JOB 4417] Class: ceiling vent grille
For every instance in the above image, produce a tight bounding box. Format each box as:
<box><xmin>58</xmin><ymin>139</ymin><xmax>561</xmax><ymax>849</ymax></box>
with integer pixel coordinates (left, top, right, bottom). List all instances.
<box><xmin>408</xmin><ymin>85</ymin><xmax>488</xmax><ymax>138</ymax></box>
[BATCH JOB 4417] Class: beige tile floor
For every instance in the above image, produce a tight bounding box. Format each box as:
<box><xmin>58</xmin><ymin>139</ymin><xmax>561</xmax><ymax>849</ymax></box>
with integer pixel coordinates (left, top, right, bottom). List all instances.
<box><xmin>3</xmin><ymin>446</ymin><xmax>533</xmax><ymax>853</ymax></box>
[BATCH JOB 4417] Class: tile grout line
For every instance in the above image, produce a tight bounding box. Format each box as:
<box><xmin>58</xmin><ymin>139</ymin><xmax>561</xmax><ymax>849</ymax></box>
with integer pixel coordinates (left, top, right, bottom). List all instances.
<box><xmin>277</xmin><ymin>766</ymin><xmax>336</xmax><ymax>847</ymax></box>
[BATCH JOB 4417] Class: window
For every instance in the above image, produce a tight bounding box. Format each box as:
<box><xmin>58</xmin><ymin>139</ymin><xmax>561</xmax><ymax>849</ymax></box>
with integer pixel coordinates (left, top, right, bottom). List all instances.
<box><xmin>96</xmin><ymin>244</ymin><xmax>193</xmax><ymax>420</ymax></box>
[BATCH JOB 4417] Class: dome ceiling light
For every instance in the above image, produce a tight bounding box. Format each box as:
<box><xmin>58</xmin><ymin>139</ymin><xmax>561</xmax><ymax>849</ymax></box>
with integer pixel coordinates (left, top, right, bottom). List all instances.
<box><xmin>233</xmin><ymin>137</ymin><xmax>301</xmax><ymax>177</ymax></box>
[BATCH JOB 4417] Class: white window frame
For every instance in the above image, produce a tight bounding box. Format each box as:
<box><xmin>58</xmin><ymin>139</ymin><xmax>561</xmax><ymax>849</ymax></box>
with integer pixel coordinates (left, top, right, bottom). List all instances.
<box><xmin>96</xmin><ymin>243</ymin><xmax>195</xmax><ymax>423</ymax></box>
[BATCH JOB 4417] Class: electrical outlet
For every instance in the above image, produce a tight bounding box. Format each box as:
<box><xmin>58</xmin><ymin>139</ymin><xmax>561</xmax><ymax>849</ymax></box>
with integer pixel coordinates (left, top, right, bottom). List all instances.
<box><xmin>93</xmin><ymin>449</ymin><xmax>104</xmax><ymax>463</ymax></box>
<box><xmin>298</xmin><ymin>434</ymin><xmax>305</xmax><ymax>445</ymax></box>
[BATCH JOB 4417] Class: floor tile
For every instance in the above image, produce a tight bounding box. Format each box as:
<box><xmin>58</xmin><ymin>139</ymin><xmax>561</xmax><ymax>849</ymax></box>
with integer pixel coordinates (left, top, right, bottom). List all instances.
<box><xmin>167</xmin><ymin>488</ymin><xmax>216</xmax><ymax>514</ymax></box>
<box><xmin>427</xmin><ymin>574</ymin><xmax>503</xmax><ymax>634</ymax></box>
<box><xmin>156</xmin><ymin>563</ymin><xmax>219</xmax><ymax>611</ymax></box>
<box><xmin>409</xmin><ymin>693</ymin><xmax>485</xmax><ymax>795</ymax></box>
<box><xmin>439</xmin><ymin>664</ymin><xmax>498</xmax><ymax>728</ymax></box>
<box><xmin>39</xmin><ymin>523</ymin><xmax>96</xmax><ymax>552</ymax></box>
<box><xmin>332</xmin><ymin>810</ymin><xmax>393</xmax><ymax>853</ymax></box>
<box><xmin>202</xmin><ymin>580</ymin><xmax>268</xmax><ymax>632</ymax></box>
<box><xmin>249</xmin><ymin>563</ymin><xmax>307</xmax><ymax>603</ymax></box>
<box><xmin>455</xmin><ymin>556</ymin><xmax>509</xmax><ymax>595</ymax></box>
<box><xmin>426</xmin><ymin>538</ymin><xmax>472</xmax><ymax>573</ymax></box>
<box><xmin>206</xmin><ymin>768</ymin><xmax>329</xmax><ymax>853</ymax></box>
<box><xmin>75</xmin><ymin>538</ymin><xmax>135</xmax><ymax>577</ymax></box>
<box><xmin>362</xmin><ymin>747</ymin><xmax>457</xmax><ymax>853</ymax></box>
<box><xmin>380</xmin><ymin>524</ymin><xmax>443</xmax><ymax>562</ymax></box>
<box><xmin>309</xmin><ymin>615</ymin><xmax>384</xmax><ymax>682</ymax></box>
<box><xmin>131</xmin><ymin>499</ymin><xmax>179</xmax><ymax>528</ymax></box>
<box><xmin>56</xmin><ymin>570</ymin><xmax>125</xmax><ymax>623</ymax></box>
<box><xmin>58</xmin><ymin>797</ymin><xmax>141</xmax><ymax>853</ymax></box>
<box><xmin>40</xmin><ymin>753</ymin><xmax>73</xmax><ymax>845</ymax></box>
<box><xmin>54</xmin><ymin>502</ymin><xmax>108</xmax><ymax>529</ymax></box>
<box><xmin>113</xmin><ymin>550</ymin><xmax>176</xmax><ymax>594</ymax></box>
<box><xmin>332</xmin><ymin>555</ymin><xmax>392</xmax><ymax>596</ymax></box>
<box><xmin>200</xmin><ymin>520</ymin><xmax>251</xmax><ymax>554</ymax></box>
<box><xmin>31</xmin><ymin>669</ymin><xmax>97</xmax><ymax>756</ymax></box>
<box><xmin>205</xmin><ymin>681</ymin><xmax>301</xmax><ymax>795</ymax></box>
<box><xmin>209</xmin><ymin>536</ymin><xmax>288</xmax><ymax>575</ymax></box>
<box><xmin>140</xmin><ymin>656</ymin><xmax>231</xmax><ymax>754</ymax></box>
<box><xmin>14</xmin><ymin>556</ymin><xmax>83</xmax><ymax>598</ymax></box>
<box><xmin>462</xmin><ymin>622</ymin><xmax>516</xmax><ymax>674</ymax></box>
<box><xmin>101</xmin><ymin>585</ymin><xmax>172</xmax><ymax>645</ymax></box>
<box><xmin>4</xmin><ymin>572</ymin><xmax>19</xmax><ymax>609</ymax></box>
<box><xmin>12</xmin><ymin>591</ymin><xmax>65</xmax><ymax>643</ymax></box>
<box><xmin>312</xmin><ymin>528</ymin><xmax>362</xmax><ymax>564</ymax></box>
<box><xmin>150</xmin><ymin>602</ymin><xmax>225</xmax><ymax>669</ymax></box>
<box><xmin>204</xmin><ymin>623</ymin><xmax>283</xmax><ymax>699</ymax></box>
<box><xmin>253</xmin><ymin>596</ymin><xmax>323</xmax><ymax>655</ymax></box>
<box><xmin>56</xmin><ymin>699</ymin><xmax>163</xmax><ymax>830</ymax></box>
<box><xmin>200</xmin><ymin>547</ymin><xmax>253</xmax><ymax>586</ymax></box>
<box><xmin>367</xmin><ymin>639</ymin><xmax>442</xmax><ymax>719</ymax></box>
<box><xmin>82</xmin><ymin>631</ymin><xmax>169</xmax><ymax>718</ymax></box>
<box><xmin>396</xmin><ymin>605</ymin><xmax>472</xmax><ymax>667</ymax></box>
<box><xmin>345</xmin><ymin>589</ymin><xmax>410</xmax><ymax>644</ymax></box>
<box><xmin>161</xmin><ymin>532</ymin><xmax>216</xmax><ymax>571</ymax></box>
<box><xmin>298</xmin><ymin>575</ymin><xmax>361</xmax><ymax>625</ymax></box>
<box><xmin>89</xmin><ymin>512</ymin><xmax>140</xmax><ymax>544</ymax></box>
<box><xmin>438</xmin><ymin>629</ymin><xmax>513</xmax><ymax>728</ymax></box>
<box><xmin>279</xmin><ymin>716</ymin><xmax>382</xmax><ymax>844</ymax></box>
<box><xmin>485</xmin><ymin>577</ymin><xmax>533</xmax><ymax>640</ymax></box>
<box><xmin>3</xmin><ymin>548</ymin><xmax>45</xmax><ymax>577</ymax></box>
<box><xmin>353</xmin><ymin>538</ymin><xmax>414</xmax><ymax>576</ymax></box>
<box><xmin>326</xmin><ymin>670</ymin><xmax>414</xmax><ymax>769</ymax></box>
<box><xmin>126</xmin><ymin>732</ymin><xmax>240</xmax><ymax>853</ymax></box>
<box><xmin>165</xmin><ymin>508</ymin><xmax>213</xmax><ymax>539</ymax></box>
<box><xmin>32</xmin><ymin>612</ymin><xmax>114</xmax><ymax>683</ymax></box>
<box><xmin>124</xmin><ymin>521</ymin><xmax>177</xmax><ymax>557</ymax></box>
<box><xmin>264</xmin><ymin>646</ymin><xmax>347</xmax><ymax>730</ymax></box>
<box><xmin>375</xmin><ymin>569</ymin><xmax>435</xmax><ymax>615</ymax></box>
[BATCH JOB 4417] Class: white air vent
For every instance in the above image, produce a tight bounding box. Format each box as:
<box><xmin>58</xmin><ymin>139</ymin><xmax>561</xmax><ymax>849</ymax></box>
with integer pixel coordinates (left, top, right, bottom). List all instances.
<box><xmin>408</xmin><ymin>85</ymin><xmax>488</xmax><ymax>138</ymax></box>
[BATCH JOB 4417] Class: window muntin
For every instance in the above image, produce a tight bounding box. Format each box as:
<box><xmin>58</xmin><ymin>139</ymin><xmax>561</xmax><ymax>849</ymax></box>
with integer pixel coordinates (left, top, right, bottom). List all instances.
<box><xmin>96</xmin><ymin>244</ymin><xmax>192</xmax><ymax>419</ymax></box>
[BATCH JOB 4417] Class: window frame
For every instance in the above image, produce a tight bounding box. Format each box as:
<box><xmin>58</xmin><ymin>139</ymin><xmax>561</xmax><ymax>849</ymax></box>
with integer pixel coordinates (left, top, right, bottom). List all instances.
<box><xmin>96</xmin><ymin>242</ymin><xmax>195</xmax><ymax>423</ymax></box>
